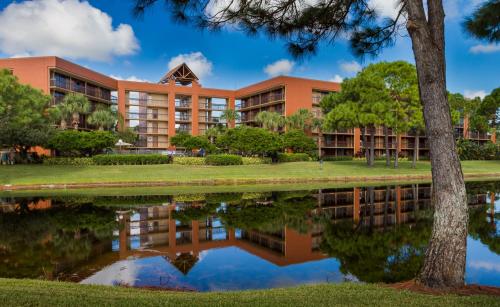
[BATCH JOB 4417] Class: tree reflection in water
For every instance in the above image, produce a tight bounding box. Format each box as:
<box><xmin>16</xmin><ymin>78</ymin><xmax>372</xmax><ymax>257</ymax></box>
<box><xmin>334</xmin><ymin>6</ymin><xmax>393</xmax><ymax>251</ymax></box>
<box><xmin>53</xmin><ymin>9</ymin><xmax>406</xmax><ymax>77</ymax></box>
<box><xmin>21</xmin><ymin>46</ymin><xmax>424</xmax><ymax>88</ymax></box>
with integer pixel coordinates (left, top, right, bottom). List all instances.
<box><xmin>0</xmin><ymin>180</ymin><xmax>498</xmax><ymax>287</ymax></box>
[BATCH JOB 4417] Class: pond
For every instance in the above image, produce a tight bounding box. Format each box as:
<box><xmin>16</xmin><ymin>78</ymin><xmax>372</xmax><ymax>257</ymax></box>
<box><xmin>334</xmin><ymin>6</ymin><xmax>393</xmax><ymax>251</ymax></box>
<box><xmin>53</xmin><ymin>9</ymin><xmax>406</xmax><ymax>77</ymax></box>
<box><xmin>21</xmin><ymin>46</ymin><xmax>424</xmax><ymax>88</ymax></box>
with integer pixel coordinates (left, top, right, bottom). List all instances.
<box><xmin>0</xmin><ymin>181</ymin><xmax>498</xmax><ymax>292</ymax></box>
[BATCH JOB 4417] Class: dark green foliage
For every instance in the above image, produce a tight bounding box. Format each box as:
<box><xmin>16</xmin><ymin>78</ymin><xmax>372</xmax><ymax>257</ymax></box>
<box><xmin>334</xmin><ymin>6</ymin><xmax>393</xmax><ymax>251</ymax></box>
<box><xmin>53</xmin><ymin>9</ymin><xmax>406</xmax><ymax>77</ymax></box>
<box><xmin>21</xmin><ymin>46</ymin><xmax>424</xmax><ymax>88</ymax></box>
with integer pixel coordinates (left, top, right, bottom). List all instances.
<box><xmin>116</xmin><ymin>128</ymin><xmax>139</xmax><ymax>145</ymax></box>
<box><xmin>456</xmin><ymin>139</ymin><xmax>499</xmax><ymax>160</ymax></box>
<box><xmin>46</xmin><ymin>130</ymin><xmax>116</xmax><ymax>157</ymax></box>
<box><xmin>92</xmin><ymin>154</ymin><xmax>172</xmax><ymax>165</ymax></box>
<box><xmin>277</xmin><ymin>153</ymin><xmax>310</xmax><ymax>162</ymax></box>
<box><xmin>216</xmin><ymin>126</ymin><xmax>282</xmax><ymax>156</ymax></box>
<box><xmin>464</xmin><ymin>0</ymin><xmax>500</xmax><ymax>42</ymax></box>
<box><xmin>281</xmin><ymin>129</ymin><xmax>316</xmax><ymax>153</ymax></box>
<box><xmin>170</xmin><ymin>132</ymin><xmax>211</xmax><ymax>151</ymax></box>
<box><xmin>0</xmin><ymin>69</ymin><xmax>54</xmax><ymax>154</ymax></box>
<box><xmin>205</xmin><ymin>154</ymin><xmax>243</xmax><ymax>166</ymax></box>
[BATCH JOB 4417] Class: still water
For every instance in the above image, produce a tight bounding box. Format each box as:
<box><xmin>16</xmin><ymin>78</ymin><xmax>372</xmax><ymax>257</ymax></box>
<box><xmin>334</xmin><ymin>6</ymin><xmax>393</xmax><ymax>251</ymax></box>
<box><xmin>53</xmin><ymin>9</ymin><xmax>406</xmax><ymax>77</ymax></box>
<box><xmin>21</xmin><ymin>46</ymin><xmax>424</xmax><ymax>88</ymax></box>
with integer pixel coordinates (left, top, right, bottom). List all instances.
<box><xmin>0</xmin><ymin>181</ymin><xmax>498</xmax><ymax>291</ymax></box>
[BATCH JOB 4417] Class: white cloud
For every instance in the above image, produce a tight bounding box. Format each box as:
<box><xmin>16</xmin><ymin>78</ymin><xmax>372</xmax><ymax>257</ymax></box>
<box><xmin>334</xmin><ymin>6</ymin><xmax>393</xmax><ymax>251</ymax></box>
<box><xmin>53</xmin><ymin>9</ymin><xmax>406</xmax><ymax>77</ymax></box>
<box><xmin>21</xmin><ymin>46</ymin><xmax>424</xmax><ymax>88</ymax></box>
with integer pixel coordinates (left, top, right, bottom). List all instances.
<box><xmin>340</xmin><ymin>60</ymin><xmax>362</xmax><ymax>74</ymax></box>
<box><xmin>110</xmin><ymin>75</ymin><xmax>149</xmax><ymax>83</ymax></box>
<box><xmin>329</xmin><ymin>75</ymin><xmax>343</xmax><ymax>83</ymax></box>
<box><xmin>0</xmin><ymin>0</ymin><xmax>139</xmax><ymax>61</ymax></box>
<box><xmin>264</xmin><ymin>59</ymin><xmax>295</xmax><ymax>77</ymax></box>
<box><xmin>464</xmin><ymin>89</ymin><xmax>487</xmax><ymax>100</ymax></box>
<box><xmin>168</xmin><ymin>52</ymin><xmax>213</xmax><ymax>81</ymax></box>
<box><xmin>469</xmin><ymin>261</ymin><xmax>500</xmax><ymax>272</ymax></box>
<box><xmin>469</xmin><ymin>44</ymin><xmax>500</xmax><ymax>54</ymax></box>
<box><xmin>368</xmin><ymin>0</ymin><xmax>402</xmax><ymax>19</ymax></box>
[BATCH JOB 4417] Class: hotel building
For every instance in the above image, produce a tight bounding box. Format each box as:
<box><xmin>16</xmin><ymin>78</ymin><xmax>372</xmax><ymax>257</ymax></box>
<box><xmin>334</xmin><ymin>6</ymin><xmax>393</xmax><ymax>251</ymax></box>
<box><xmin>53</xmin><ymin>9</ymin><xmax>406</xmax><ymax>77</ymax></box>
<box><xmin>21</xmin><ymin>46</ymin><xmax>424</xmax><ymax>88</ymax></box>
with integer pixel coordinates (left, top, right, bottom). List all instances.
<box><xmin>0</xmin><ymin>56</ymin><xmax>495</xmax><ymax>157</ymax></box>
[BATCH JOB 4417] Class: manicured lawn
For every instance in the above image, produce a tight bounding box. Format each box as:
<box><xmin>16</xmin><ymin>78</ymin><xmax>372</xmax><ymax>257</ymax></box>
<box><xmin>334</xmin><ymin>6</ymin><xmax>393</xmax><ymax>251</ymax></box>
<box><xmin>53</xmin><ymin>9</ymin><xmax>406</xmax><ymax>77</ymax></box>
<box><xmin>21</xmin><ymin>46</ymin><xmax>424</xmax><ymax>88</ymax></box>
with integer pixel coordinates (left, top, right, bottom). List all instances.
<box><xmin>0</xmin><ymin>279</ymin><xmax>497</xmax><ymax>307</ymax></box>
<box><xmin>0</xmin><ymin>160</ymin><xmax>499</xmax><ymax>186</ymax></box>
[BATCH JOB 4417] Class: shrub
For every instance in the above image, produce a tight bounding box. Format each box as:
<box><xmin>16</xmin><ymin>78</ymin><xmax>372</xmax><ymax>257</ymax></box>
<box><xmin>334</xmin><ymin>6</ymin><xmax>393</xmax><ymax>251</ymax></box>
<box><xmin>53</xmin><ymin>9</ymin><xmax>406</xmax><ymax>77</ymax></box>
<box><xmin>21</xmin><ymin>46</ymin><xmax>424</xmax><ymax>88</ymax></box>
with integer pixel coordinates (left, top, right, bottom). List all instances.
<box><xmin>457</xmin><ymin>139</ymin><xmax>499</xmax><ymax>160</ymax></box>
<box><xmin>216</xmin><ymin>126</ymin><xmax>282</xmax><ymax>156</ymax></box>
<box><xmin>92</xmin><ymin>154</ymin><xmax>172</xmax><ymax>165</ymax></box>
<box><xmin>43</xmin><ymin>157</ymin><xmax>94</xmax><ymax>166</ymax></box>
<box><xmin>46</xmin><ymin>130</ymin><xmax>116</xmax><ymax>157</ymax></box>
<box><xmin>173</xmin><ymin>157</ymin><xmax>206</xmax><ymax>165</ymax></box>
<box><xmin>322</xmin><ymin>156</ymin><xmax>353</xmax><ymax>161</ymax></box>
<box><xmin>242</xmin><ymin>157</ymin><xmax>272</xmax><ymax>165</ymax></box>
<box><xmin>171</xmin><ymin>133</ymin><xmax>210</xmax><ymax>151</ymax></box>
<box><xmin>277</xmin><ymin>153</ymin><xmax>310</xmax><ymax>162</ymax></box>
<box><xmin>205</xmin><ymin>154</ymin><xmax>243</xmax><ymax>166</ymax></box>
<box><xmin>281</xmin><ymin>129</ymin><xmax>317</xmax><ymax>153</ymax></box>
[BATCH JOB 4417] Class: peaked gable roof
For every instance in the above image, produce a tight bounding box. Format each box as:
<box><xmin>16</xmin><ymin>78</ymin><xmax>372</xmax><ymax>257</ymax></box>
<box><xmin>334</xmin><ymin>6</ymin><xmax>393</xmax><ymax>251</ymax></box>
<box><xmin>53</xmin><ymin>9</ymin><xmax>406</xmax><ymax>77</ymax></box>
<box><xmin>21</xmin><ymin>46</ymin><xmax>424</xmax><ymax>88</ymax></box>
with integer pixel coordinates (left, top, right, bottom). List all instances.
<box><xmin>159</xmin><ymin>63</ymin><xmax>199</xmax><ymax>85</ymax></box>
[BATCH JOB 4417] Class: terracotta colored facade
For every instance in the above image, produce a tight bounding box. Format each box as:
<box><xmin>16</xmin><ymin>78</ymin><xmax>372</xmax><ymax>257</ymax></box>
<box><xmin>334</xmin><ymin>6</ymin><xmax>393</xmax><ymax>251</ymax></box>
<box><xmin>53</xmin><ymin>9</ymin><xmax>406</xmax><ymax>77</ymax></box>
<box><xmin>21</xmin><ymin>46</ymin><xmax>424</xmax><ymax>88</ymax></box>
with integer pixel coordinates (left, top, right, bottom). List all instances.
<box><xmin>0</xmin><ymin>56</ymin><xmax>495</xmax><ymax>156</ymax></box>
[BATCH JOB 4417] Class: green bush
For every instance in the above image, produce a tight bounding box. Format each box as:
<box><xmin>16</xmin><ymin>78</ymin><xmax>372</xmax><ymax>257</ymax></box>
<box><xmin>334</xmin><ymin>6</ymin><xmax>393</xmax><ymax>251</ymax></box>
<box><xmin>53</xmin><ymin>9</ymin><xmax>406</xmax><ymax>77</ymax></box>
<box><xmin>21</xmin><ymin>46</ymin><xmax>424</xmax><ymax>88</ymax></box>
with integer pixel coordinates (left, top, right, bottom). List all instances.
<box><xmin>277</xmin><ymin>153</ymin><xmax>310</xmax><ymax>162</ymax></box>
<box><xmin>205</xmin><ymin>154</ymin><xmax>243</xmax><ymax>166</ymax></box>
<box><xmin>43</xmin><ymin>157</ymin><xmax>94</xmax><ymax>166</ymax></box>
<box><xmin>457</xmin><ymin>139</ymin><xmax>499</xmax><ymax>160</ymax></box>
<box><xmin>46</xmin><ymin>130</ymin><xmax>116</xmax><ymax>157</ymax></box>
<box><xmin>173</xmin><ymin>157</ymin><xmax>206</xmax><ymax>165</ymax></box>
<box><xmin>216</xmin><ymin>126</ymin><xmax>282</xmax><ymax>156</ymax></box>
<box><xmin>282</xmin><ymin>129</ymin><xmax>317</xmax><ymax>153</ymax></box>
<box><xmin>322</xmin><ymin>156</ymin><xmax>353</xmax><ymax>161</ymax></box>
<box><xmin>242</xmin><ymin>157</ymin><xmax>272</xmax><ymax>165</ymax></box>
<box><xmin>92</xmin><ymin>154</ymin><xmax>172</xmax><ymax>165</ymax></box>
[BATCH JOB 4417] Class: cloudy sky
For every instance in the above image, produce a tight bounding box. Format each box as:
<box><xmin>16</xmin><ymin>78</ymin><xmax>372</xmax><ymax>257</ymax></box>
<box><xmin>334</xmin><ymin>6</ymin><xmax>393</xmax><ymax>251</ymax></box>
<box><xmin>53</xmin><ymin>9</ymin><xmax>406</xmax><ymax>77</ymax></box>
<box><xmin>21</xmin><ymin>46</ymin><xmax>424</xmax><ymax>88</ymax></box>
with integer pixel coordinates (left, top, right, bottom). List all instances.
<box><xmin>0</xmin><ymin>0</ymin><xmax>498</xmax><ymax>98</ymax></box>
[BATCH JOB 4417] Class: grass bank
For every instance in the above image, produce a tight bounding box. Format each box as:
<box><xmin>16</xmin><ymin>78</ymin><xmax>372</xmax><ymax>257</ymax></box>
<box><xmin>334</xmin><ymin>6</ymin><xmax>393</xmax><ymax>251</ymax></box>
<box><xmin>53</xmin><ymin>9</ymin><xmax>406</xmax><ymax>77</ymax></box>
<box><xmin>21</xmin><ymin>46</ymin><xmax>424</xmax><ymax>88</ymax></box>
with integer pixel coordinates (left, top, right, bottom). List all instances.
<box><xmin>0</xmin><ymin>279</ymin><xmax>497</xmax><ymax>307</ymax></box>
<box><xmin>1</xmin><ymin>160</ymin><xmax>499</xmax><ymax>189</ymax></box>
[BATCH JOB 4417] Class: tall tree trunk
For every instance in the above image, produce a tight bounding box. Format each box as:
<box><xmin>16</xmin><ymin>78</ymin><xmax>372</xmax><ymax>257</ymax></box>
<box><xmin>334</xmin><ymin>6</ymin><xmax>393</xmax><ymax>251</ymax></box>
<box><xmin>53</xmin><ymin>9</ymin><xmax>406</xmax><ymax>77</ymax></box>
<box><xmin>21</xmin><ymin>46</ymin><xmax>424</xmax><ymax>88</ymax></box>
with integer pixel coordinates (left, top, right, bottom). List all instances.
<box><xmin>72</xmin><ymin>112</ymin><xmax>79</xmax><ymax>130</ymax></box>
<box><xmin>394</xmin><ymin>134</ymin><xmax>399</xmax><ymax>168</ymax></box>
<box><xmin>384</xmin><ymin>186</ymin><xmax>391</xmax><ymax>230</ymax></box>
<box><xmin>369</xmin><ymin>125</ymin><xmax>375</xmax><ymax>167</ymax></box>
<box><xmin>362</xmin><ymin>127</ymin><xmax>369</xmax><ymax>165</ymax></box>
<box><xmin>405</xmin><ymin>0</ymin><xmax>468</xmax><ymax>289</ymax></box>
<box><xmin>384</xmin><ymin>126</ymin><xmax>390</xmax><ymax>167</ymax></box>
<box><xmin>413</xmin><ymin>131</ymin><xmax>420</xmax><ymax>168</ymax></box>
<box><xmin>318</xmin><ymin>131</ymin><xmax>323</xmax><ymax>159</ymax></box>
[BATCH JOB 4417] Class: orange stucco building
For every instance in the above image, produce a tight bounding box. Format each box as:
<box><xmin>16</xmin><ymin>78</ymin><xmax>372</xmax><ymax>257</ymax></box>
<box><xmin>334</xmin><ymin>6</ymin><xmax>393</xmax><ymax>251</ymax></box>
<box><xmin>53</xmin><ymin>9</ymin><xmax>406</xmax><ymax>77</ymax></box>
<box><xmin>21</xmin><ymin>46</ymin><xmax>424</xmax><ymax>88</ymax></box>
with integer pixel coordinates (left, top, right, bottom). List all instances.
<box><xmin>0</xmin><ymin>56</ymin><xmax>495</xmax><ymax>157</ymax></box>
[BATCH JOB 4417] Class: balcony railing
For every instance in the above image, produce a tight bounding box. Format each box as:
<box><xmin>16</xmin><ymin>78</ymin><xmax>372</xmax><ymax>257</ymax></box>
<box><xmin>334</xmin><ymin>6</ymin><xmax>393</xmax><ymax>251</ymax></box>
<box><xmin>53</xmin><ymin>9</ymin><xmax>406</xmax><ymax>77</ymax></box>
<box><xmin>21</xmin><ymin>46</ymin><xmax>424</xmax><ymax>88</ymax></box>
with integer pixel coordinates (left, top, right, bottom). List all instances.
<box><xmin>50</xmin><ymin>78</ymin><xmax>112</xmax><ymax>101</ymax></box>
<box><xmin>175</xmin><ymin>115</ymin><xmax>191</xmax><ymax>121</ymax></box>
<box><xmin>468</xmin><ymin>131</ymin><xmax>490</xmax><ymax>140</ymax></box>
<box><xmin>133</xmin><ymin>127</ymin><xmax>168</xmax><ymax>134</ymax></box>
<box><xmin>176</xmin><ymin>127</ymin><xmax>191</xmax><ymax>133</ymax></box>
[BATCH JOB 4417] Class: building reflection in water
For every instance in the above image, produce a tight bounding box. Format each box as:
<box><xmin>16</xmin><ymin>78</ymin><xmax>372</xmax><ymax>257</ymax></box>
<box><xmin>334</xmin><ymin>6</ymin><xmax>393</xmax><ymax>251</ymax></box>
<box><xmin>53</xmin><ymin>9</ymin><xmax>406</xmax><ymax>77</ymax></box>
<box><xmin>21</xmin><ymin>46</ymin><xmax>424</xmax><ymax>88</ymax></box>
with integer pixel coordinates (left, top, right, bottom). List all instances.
<box><xmin>114</xmin><ymin>184</ymin><xmax>494</xmax><ymax>272</ymax></box>
<box><xmin>0</xmin><ymin>182</ymin><xmax>497</xmax><ymax>289</ymax></box>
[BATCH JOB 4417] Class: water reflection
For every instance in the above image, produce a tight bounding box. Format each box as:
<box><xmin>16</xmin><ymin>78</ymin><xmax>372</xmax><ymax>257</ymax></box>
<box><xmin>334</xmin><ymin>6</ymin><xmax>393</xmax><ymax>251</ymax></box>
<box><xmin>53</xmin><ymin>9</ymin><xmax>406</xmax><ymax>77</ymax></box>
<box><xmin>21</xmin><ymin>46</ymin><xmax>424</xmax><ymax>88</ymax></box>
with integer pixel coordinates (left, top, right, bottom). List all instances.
<box><xmin>0</xmin><ymin>181</ymin><xmax>498</xmax><ymax>291</ymax></box>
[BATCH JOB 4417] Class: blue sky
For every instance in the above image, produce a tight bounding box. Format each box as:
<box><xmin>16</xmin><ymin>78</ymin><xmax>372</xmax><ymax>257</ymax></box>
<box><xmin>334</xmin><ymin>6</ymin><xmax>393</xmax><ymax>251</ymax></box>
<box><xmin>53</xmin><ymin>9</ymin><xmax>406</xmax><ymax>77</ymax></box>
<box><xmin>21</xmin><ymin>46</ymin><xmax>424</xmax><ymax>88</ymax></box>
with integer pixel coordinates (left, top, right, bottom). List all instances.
<box><xmin>0</xmin><ymin>0</ymin><xmax>498</xmax><ymax>98</ymax></box>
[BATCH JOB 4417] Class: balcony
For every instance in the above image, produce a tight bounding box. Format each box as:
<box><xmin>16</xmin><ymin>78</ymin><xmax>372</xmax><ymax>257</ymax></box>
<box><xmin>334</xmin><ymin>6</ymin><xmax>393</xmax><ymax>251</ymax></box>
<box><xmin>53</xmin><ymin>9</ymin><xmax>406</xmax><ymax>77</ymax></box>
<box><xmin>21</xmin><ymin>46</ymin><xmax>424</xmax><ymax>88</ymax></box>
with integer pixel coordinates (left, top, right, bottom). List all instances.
<box><xmin>134</xmin><ymin>127</ymin><xmax>168</xmax><ymax>134</ymax></box>
<box><xmin>50</xmin><ymin>77</ymin><xmax>112</xmax><ymax>102</ymax></box>
<box><xmin>468</xmin><ymin>131</ymin><xmax>490</xmax><ymax>140</ymax></box>
<box><xmin>323</xmin><ymin>141</ymin><xmax>354</xmax><ymax>148</ymax></box>
<box><xmin>176</xmin><ymin>127</ymin><xmax>191</xmax><ymax>134</ymax></box>
<box><xmin>175</xmin><ymin>115</ymin><xmax>191</xmax><ymax>122</ymax></box>
<box><xmin>199</xmin><ymin>117</ymin><xmax>221</xmax><ymax>123</ymax></box>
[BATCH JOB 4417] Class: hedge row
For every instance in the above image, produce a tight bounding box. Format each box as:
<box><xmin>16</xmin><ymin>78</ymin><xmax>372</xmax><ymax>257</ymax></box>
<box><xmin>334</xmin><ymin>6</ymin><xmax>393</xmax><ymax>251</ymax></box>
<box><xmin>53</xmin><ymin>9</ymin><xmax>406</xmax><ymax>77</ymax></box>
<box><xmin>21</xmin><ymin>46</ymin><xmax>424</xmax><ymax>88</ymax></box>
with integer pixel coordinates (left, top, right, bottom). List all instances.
<box><xmin>92</xmin><ymin>154</ymin><xmax>172</xmax><ymax>165</ymax></box>
<box><xmin>44</xmin><ymin>154</ymin><xmax>172</xmax><ymax>166</ymax></box>
<box><xmin>205</xmin><ymin>154</ymin><xmax>243</xmax><ymax>165</ymax></box>
<box><xmin>277</xmin><ymin>153</ymin><xmax>310</xmax><ymax>162</ymax></box>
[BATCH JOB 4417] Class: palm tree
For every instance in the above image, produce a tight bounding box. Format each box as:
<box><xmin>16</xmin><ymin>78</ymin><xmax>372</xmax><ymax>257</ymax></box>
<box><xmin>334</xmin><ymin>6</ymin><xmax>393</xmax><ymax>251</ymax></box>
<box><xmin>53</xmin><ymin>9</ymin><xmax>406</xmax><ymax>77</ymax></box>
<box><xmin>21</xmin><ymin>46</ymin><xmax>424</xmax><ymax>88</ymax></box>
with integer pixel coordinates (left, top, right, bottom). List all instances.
<box><xmin>50</xmin><ymin>102</ymin><xmax>72</xmax><ymax>129</ymax></box>
<box><xmin>220</xmin><ymin>109</ymin><xmax>240</xmax><ymax>128</ymax></box>
<box><xmin>205</xmin><ymin>126</ymin><xmax>220</xmax><ymax>144</ymax></box>
<box><xmin>62</xmin><ymin>93</ymin><xmax>91</xmax><ymax>130</ymax></box>
<box><xmin>255</xmin><ymin>111</ymin><xmax>286</xmax><ymax>131</ymax></box>
<box><xmin>87</xmin><ymin>108</ymin><xmax>116</xmax><ymax>130</ymax></box>
<box><xmin>312</xmin><ymin>118</ymin><xmax>324</xmax><ymax>159</ymax></box>
<box><xmin>285</xmin><ymin>109</ymin><xmax>314</xmax><ymax>130</ymax></box>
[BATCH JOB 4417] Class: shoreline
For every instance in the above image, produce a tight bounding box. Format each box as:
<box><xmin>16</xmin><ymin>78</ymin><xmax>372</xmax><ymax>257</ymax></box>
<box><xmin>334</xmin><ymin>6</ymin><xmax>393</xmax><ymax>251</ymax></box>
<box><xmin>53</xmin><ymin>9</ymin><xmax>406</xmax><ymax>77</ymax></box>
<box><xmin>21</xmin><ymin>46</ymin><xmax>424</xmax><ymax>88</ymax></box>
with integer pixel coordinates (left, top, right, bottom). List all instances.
<box><xmin>2</xmin><ymin>172</ymin><xmax>499</xmax><ymax>191</ymax></box>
